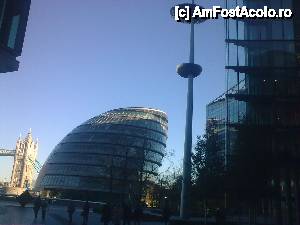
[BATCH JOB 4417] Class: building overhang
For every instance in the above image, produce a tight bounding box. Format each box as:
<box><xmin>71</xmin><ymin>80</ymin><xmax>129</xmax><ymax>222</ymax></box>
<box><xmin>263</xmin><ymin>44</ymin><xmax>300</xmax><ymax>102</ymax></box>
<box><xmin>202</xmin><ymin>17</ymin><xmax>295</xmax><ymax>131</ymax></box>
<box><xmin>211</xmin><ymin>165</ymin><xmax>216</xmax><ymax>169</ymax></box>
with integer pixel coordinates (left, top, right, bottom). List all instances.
<box><xmin>0</xmin><ymin>46</ymin><xmax>19</xmax><ymax>73</ymax></box>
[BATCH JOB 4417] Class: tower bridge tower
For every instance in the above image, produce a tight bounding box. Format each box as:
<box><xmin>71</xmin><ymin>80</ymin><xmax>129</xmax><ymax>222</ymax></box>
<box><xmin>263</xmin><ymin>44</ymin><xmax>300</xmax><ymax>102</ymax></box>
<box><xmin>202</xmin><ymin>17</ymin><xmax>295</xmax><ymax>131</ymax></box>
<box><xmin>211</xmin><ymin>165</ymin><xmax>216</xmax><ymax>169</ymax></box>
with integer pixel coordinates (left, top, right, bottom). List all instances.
<box><xmin>10</xmin><ymin>130</ymin><xmax>38</xmax><ymax>189</ymax></box>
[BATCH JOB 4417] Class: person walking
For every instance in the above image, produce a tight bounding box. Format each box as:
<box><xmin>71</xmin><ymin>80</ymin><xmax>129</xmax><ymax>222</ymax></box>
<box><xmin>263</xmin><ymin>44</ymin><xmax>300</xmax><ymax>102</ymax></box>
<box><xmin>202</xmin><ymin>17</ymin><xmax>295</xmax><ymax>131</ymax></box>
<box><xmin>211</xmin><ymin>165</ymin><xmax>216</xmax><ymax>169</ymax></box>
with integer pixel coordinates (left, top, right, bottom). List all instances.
<box><xmin>133</xmin><ymin>203</ymin><xmax>143</xmax><ymax>225</ymax></box>
<box><xmin>81</xmin><ymin>201</ymin><xmax>90</xmax><ymax>225</ymax></box>
<box><xmin>67</xmin><ymin>201</ymin><xmax>76</xmax><ymax>224</ymax></box>
<box><xmin>33</xmin><ymin>196</ymin><xmax>42</xmax><ymax>219</ymax></box>
<box><xmin>101</xmin><ymin>203</ymin><xmax>111</xmax><ymax>225</ymax></box>
<box><xmin>41</xmin><ymin>199</ymin><xmax>48</xmax><ymax>221</ymax></box>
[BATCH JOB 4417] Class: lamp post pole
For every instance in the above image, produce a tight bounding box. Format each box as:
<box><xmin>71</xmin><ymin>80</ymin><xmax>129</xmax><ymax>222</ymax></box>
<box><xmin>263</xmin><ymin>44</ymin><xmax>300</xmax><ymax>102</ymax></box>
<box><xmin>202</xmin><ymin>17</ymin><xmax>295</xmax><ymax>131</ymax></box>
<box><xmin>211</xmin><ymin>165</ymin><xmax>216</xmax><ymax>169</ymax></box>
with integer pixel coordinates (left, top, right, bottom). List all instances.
<box><xmin>170</xmin><ymin>1</ymin><xmax>206</xmax><ymax>220</ymax></box>
<box><xmin>180</xmin><ymin>17</ymin><xmax>195</xmax><ymax>220</ymax></box>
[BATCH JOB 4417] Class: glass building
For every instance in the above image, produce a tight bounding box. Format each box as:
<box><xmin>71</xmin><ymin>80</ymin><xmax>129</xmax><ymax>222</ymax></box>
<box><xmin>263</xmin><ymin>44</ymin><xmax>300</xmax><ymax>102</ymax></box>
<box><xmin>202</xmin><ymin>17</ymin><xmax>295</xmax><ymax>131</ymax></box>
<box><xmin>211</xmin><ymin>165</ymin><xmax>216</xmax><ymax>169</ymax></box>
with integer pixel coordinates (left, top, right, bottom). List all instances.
<box><xmin>225</xmin><ymin>1</ymin><xmax>300</xmax><ymax>223</ymax></box>
<box><xmin>206</xmin><ymin>0</ymin><xmax>300</xmax><ymax>223</ymax></box>
<box><xmin>36</xmin><ymin>107</ymin><xmax>168</xmax><ymax>202</ymax></box>
<box><xmin>225</xmin><ymin>1</ymin><xmax>300</xmax><ymax>161</ymax></box>
<box><xmin>0</xmin><ymin>0</ymin><xmax>31</xmax><ymax>73</ymax></box>
<box><xmin>206</xmin><ymin>97</ymin><xmax>226</xmax><ymax>159</ymax></box>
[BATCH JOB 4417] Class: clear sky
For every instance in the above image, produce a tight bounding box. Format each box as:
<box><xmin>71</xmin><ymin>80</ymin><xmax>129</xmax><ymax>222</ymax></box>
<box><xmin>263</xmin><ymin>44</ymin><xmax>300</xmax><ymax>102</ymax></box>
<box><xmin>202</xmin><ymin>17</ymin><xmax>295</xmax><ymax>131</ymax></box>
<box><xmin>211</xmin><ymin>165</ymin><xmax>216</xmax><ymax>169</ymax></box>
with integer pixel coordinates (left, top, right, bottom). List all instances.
<box><xmin>0</xmin><ymin>0</ymin><xmax>225</xmax><ymax>180</ymax></box>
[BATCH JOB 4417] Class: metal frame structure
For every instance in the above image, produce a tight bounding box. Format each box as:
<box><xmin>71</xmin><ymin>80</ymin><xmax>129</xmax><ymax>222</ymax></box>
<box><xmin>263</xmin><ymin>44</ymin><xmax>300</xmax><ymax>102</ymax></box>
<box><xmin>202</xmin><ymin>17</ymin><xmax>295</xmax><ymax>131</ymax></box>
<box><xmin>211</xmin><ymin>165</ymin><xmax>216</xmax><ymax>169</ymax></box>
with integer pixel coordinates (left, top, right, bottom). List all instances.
<box><xmin>0</xmin><ymin>148</ymin><xmax>42</xmax><ymax>173</ymax></box>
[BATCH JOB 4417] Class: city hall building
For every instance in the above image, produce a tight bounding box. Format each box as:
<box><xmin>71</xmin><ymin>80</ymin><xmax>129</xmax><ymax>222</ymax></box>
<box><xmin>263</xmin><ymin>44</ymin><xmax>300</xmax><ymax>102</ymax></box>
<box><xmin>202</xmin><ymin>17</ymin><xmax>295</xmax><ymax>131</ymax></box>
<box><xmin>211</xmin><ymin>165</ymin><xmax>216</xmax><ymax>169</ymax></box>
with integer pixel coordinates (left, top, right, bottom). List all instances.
<box><xmin>36</xmin><ymin>107</ymin><xmax>168</xmax><ymax>202</ymax></box>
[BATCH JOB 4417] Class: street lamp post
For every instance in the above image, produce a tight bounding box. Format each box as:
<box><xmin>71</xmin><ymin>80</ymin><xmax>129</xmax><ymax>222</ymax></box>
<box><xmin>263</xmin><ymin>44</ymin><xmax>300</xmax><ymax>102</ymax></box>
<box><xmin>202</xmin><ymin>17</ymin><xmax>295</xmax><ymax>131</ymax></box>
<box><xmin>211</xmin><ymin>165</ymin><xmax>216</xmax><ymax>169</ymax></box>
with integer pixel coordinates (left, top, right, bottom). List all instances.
<box><xmin>170</xmin><ymin>1</ymin><xmax>206</xmax><ymax>220</ymax></box>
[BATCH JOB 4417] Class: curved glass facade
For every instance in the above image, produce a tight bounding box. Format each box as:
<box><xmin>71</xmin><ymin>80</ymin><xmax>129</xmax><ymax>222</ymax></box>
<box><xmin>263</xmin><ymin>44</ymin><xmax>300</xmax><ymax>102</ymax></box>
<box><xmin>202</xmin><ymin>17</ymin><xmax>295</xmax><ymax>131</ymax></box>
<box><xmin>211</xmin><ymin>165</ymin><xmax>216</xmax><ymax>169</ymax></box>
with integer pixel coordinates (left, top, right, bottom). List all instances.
<box><xmin>36</xmin><ymin>107</ymin><xmax>168</xmax><ymax>201</ymax></box>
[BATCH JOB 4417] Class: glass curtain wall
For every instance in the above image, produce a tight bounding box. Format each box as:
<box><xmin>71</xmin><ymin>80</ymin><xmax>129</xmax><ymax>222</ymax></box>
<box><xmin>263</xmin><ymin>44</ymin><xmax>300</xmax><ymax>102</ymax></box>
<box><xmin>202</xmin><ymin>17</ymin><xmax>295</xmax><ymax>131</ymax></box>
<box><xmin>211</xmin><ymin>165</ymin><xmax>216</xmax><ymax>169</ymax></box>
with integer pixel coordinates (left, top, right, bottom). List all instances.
<box><xmin>36</xmin><ymin>107</ymin><xmax>168</xmax><ymax>203</ymax></box>
<box><xmin>225</xmin><ymin>0</ymin><xmax>300</xmax><ymax>224</ymax></box>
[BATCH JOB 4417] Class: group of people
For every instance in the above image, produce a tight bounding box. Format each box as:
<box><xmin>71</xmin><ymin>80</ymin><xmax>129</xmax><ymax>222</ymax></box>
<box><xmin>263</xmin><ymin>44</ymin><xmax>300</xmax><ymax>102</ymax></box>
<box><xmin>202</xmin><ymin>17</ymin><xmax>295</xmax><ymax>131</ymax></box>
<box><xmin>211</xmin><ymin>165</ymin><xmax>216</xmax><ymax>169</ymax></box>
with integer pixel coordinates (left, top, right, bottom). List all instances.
<box><xmin>67</xmin><ymin>200</ymin><xmax>90</xmax><ymax>225</ymax></box>
<box><xmin>101</xmin><ymin>203</ymin><xmax>143</xmax><ymax>225</ymax></box>
<box><xmin>32</xmin><ymin>197</ymin><xmax>171</xmax><ymax>225</ymax></box>
<box><xmin>32</xmin><ymin>196</ymin><xmax>48</xmax><ymax>221</ymax></box>
<box><xmin>67</xmin><ymin>201</ymin><xmax>143</xmax><ymax>225</ymax></box>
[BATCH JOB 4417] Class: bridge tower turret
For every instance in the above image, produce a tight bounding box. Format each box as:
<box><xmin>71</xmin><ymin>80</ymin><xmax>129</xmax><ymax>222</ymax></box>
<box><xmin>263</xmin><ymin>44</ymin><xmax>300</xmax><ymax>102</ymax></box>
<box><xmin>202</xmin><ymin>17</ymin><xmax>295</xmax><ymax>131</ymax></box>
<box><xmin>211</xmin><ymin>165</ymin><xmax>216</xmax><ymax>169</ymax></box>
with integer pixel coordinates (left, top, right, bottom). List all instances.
<box><xmin>10</xmin><ymin>130</ymin><xmax>38</xmax><ymax>189</ymax></box>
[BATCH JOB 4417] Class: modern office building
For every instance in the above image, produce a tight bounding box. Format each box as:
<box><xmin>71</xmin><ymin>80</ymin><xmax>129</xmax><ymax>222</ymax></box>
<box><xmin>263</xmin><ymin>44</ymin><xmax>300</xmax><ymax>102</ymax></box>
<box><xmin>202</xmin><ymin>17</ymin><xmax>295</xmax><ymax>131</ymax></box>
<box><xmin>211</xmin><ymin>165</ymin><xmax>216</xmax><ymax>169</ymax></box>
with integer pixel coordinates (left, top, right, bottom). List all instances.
<box><xmin>206</xmin><ymin>97</ymin><xmax>226</xmax><ymax>148</ymax></box>
<box><xmin>0</xmin><ymin>0</ymin><xmax>31</xmax><ymax>73</ymax></box>
<box><xmin>206</xmin><ymin>0</ymin><xmax>300</xmax><ymax>223</ymax></box>
<box><xmin>36</xmin><ymin>107</ymin><xmax>168</xmax><ymax>202</ymax></box>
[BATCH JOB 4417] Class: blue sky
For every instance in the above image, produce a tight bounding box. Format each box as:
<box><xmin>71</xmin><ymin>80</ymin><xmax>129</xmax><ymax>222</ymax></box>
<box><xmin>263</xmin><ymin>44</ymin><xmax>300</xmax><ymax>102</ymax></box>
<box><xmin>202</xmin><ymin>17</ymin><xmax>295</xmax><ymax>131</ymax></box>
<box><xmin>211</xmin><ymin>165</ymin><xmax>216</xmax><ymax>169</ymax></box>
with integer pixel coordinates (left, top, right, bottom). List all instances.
<box><xmin>0</xmin><ymin>0</ymin><xmax>225</xmax><ymax>180</ymax></box>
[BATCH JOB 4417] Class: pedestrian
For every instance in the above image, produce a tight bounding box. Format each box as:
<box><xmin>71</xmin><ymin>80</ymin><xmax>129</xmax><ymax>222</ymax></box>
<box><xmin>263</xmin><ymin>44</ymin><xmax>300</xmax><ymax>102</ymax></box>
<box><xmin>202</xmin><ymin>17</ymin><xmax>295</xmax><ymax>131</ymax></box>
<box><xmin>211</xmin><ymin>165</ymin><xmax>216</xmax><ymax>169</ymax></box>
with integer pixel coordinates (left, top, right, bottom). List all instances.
<box><xmin>47</xmin><ymin>198</ymin><xmax>51</xmax><ymax>215</ymax></box>
<box><xmin>133</xmin><ymin>203</ymin><xmax>143</xmax><ymax>225</ymax></box>
<box><xmin>162</xmin><ymin>205</ymin><xmax>171</xmax><ymax>225</ymax></box>
<box><xmin>33</xmin><ymin>196</ymin><xmax>41</xmax><ymax>219</ymax></box>
<box><xmin>81</xmin><ymin>201</ymin><xmax>90</xmax><ymax>225</ymax></box>
<box><xmin>101</xmin><ymin>203</ymin><xmax>111</xmax><ymax>225</ymax></box>
<box><xmin>67</xmin><ymin>201</ymin><xmax>76</xmax><ymax>224</ymax></box>
<box><xmin>112</xmin><ymin>204</ymin><xmax>123</xmax><ymax>225</ymax></box>
<box><xmin>41</xmin><ymin>199</ymin><xmax>48</xmax><ymax>221</ymax></box>
<box><xmin>122</xmin><ymin>203</ymin><xmax>132</xmax><ymax>225</ymax></box>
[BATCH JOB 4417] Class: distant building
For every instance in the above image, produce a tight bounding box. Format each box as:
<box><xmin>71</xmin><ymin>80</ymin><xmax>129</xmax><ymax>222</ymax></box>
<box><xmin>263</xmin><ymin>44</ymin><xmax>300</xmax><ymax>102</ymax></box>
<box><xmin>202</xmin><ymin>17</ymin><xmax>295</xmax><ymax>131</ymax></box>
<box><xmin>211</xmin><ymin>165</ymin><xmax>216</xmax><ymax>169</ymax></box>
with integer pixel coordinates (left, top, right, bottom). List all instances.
<box><xmin>0</xmin><ymin>130</ymin><xmax>39</xmax><ymax>196</ymax></box>
<box><xmin>36</xmin><ymin>107</ymin><xmax>168</xmax><ymax>202</ymax></box>
<box><xmin>10</xmin><ymin>130</ymin><xmax>38</xmax><ymax>189</ymax></box>
<box><xmin>0</xmin><ymin>0</ymin><xmax>31</xmax><ymax>73</ymax></box>
<box><xmin>0</xmin><ymin>181</ymin><xmax>9</xmax><ymax>187</ymax></box>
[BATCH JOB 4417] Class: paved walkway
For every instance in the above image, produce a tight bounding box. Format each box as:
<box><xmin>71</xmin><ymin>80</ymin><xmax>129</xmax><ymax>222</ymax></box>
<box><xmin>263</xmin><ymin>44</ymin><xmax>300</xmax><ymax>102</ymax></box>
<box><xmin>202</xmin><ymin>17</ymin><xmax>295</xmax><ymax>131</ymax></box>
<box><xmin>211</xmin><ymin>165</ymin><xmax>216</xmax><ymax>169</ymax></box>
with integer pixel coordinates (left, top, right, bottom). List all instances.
<box><xmin>0</xmin><ymin>201</ymin><xmax>164</xmax><ymax>225</ymax></box>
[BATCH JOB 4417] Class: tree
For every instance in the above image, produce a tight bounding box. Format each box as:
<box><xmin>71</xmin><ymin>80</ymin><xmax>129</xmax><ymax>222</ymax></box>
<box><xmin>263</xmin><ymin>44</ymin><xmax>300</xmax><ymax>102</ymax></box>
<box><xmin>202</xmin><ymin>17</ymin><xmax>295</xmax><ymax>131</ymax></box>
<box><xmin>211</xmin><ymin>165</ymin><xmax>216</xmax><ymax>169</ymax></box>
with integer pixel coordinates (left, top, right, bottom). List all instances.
<box><xmin>155</xmin><ymin>151</ymin><xmax>182</xmax><ymax>210</ymax></box>
<box><xmin>192</xmin><ymin>119</ymin><xmax>225</xmax><ymax>211</ymax></box>
<box><xmin>192</xmin><ymin>135</ymin><xmax>206</xmax><ymax>183</ymax></box>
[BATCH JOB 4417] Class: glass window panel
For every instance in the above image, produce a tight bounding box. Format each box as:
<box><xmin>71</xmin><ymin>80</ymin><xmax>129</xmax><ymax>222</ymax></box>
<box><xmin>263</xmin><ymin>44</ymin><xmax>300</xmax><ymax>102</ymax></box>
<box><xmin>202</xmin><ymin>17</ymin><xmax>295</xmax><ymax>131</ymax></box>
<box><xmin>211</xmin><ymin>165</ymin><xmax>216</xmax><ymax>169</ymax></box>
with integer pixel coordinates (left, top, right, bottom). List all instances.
<box><xmin>0</xmin><ymin>0</ymin><xmax>6</xmax><ymax>31</ymax></box>
<box><xmin>8</xmin><ymin>15</ymin><xmax>20</xmax><ymax>49</ymax></box>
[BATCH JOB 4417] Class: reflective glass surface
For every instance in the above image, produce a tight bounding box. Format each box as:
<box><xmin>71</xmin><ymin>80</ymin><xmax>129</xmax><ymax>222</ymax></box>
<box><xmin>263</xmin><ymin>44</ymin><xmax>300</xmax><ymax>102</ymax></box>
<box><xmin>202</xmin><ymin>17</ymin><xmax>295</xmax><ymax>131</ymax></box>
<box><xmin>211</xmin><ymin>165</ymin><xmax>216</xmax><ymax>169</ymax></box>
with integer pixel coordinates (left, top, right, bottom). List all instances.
<box><xmin>36</xmin><ymin>107</ymin><xmax>168</xmax><ymax>195</ymax></box>
<box><xmin>221</xmin><ymin>0</ymin><xmax>300</xmax><ymax>167</ymax></box>
<box><xmin>0</xmin><ymin>1</ymin><xmax>22</xmax><ymax>51</ymax></box>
